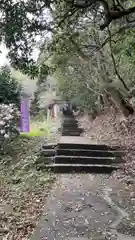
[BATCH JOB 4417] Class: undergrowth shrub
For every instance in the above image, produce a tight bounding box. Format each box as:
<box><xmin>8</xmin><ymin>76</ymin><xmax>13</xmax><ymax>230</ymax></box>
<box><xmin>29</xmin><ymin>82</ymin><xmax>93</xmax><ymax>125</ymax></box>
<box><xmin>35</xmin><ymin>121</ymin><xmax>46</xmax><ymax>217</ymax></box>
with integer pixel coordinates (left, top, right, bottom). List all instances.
<box><xmin>0</xmin><ymin>66</ymin><xmax>21</xmax><ymax>107</ymax></box>
<box><xmin>0</xmin><ymin>103</ymin><xmax>19</xmax><ymax>151</ymax></box>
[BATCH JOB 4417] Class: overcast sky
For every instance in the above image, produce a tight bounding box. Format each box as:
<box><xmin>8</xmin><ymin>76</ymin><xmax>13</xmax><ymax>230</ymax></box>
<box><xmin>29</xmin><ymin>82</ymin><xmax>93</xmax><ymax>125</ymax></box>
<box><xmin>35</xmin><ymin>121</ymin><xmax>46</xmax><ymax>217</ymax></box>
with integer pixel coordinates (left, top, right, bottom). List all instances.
<box><xmin>0</xmin><ymin>7</ymin><xmax>52</xmax><ymax>67</ymax></box>
<box><xmin>0</xmin><ymin>43</ymin><xmax>9</xmax><ymax>66</ymax></box>
<box><xmin>0</xmin><ymin>42</ymin><xmax>40</xmax><ymax>67</ymax></box>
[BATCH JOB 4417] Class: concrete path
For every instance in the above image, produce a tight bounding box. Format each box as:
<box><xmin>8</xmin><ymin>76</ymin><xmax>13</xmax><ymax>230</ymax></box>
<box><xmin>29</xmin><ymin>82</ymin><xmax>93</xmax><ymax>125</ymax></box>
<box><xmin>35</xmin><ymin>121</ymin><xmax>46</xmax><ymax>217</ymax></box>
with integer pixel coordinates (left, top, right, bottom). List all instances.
<box><xmin>31</xmin><ymin>134</ymin><xmax>134</xmax><ymax>240</ymax></box>
<box><xmin>31</xmin><ymin>174</ymin><xmax>118</xmax><ymax>240</ymax></box>
<box><xmin>59</xmin><ymin>136</ymin><xmax>92</xmax><ymax>145</ymax></box>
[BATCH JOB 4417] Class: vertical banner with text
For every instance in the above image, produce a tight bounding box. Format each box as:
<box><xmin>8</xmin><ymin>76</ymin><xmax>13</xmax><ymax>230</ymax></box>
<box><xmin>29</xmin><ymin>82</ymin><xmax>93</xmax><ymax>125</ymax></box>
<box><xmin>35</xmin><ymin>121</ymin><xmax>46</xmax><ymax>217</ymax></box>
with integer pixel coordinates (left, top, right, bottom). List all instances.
<box><xmin>57</xmin><ymin>104</ymin><xmax>60</xmax><ymax>113</ymax></box>
<box><xmin>20</xmin><ymin>97</ymin><xmax>30</xmax><ymax>132</ymax></box>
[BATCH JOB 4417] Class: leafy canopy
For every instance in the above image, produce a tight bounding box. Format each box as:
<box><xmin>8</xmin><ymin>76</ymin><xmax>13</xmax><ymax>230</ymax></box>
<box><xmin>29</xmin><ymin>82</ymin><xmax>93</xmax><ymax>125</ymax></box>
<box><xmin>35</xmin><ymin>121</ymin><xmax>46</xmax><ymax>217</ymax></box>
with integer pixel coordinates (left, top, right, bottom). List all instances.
<box><xmin>0</xmin><ymin>0</ymin><xmax>135</xmax><ymax>75</ymax></box>
<box><xmin>0</xmin><ymin>66</ymin><xmax>21</xmax><ymax>107</ymax></box>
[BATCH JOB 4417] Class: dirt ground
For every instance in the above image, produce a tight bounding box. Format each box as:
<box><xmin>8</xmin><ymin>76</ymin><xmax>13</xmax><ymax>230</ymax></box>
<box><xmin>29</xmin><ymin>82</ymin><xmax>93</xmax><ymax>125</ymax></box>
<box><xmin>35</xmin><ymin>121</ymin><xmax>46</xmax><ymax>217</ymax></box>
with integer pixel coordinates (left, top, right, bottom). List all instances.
<box><xmin>0</xmin><ymin>118</ymin><xmax>61</xmax><ymax>240</ymax></box>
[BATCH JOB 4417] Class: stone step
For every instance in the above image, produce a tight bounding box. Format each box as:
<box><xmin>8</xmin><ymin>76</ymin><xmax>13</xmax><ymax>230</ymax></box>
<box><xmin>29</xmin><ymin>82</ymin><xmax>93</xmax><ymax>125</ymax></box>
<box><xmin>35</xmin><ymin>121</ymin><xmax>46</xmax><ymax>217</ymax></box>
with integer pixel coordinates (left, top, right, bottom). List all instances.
<box><xmin>63</xmin><ymin>120</ymin><xmax>78</xmax><ymax>124</ymax></box>
<box><xmin>56</xmin><ymin>149</ymin><xmax>124</xmax><ymax>157</ymax></box>
<box><xmin>63</xmin><ymin>117</ymin><xmax>77</xmax><ymax>119</ymax></box>
<box><xmin>41</xmin><ymin>149</ymin><xmax>56</xmax><ymax>157</ymax></box>
<box><xmin>63</xmin><ymin>119</ymin><xmax>78</xmax><ymax>121</ymax></box>
<box><xmin>62</xmin><ymin>126</ymin><xmax>79</xmax><ymax>130</ymax></box>
<box><xmin>62</xmin><ymin>130</ymin><xmax>80</xmax><ymax>133</ymax></box>
<box><xmin>62</xmin><ymin>129</ymin><xmax>80</xmax><ymax>132</ymax></box>
<box><xmin>62</xmin><ymin>132</ymin><xmax>81</xmax><ymax>136</ymax></box>
<box><xmin>62</xmin><ymin>124</ymin><xmax>79</xmax><ymax>128</ymax></box>
<box><xmin>62</xmin><ymin>128</ymin><xmax>79</xmax><ymax>132</ymax></box>
<box><xmin>42</xmin><ymin>143</ymin><xmax>56</xmax><ymax>149</ymax></box>
<box><xmin>56</xmin><ymin>117</ymin><xmax>123</xmax><ymax>174</ymax></box>
<box><xmin>58</xmin><ymin>143</ymin><xmax>119</xmax><ymax>151</ymax></box>
<box><xmin>63</xmin><ymin>118</ymin><xmax>78</xmax><ymax>122</ymax></box>
<box><xmin>43</xmin><ymin>163</ymin><xmax>119</xmax><ymax>173</ymax></box>
<box><xmin>54</xmin><ymin>155</ymin><xmax>122</xmax><ymax>165</ymax></box>
<box><xmin>63</xmin><ymin>118</ymin><xmax>77</xmax><ymax>121</ymax></box>
<box><xmin>62</xmin><ymin>128</ymin><xmax>83</xmax><ymax>132</ymax></box>
<box><xmin>63</xmin><ymin>123</ymin><xmax>78</xmax><ymax>125</ymax></box>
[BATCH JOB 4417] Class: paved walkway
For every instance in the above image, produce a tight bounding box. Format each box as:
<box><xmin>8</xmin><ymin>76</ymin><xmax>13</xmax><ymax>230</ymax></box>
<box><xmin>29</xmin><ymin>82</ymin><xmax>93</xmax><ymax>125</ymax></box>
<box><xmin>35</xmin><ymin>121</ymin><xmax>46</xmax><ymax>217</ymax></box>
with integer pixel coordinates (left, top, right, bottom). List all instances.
<box><xmin>31</xmin><ymin>134</ymin><xmax>134</xmax><ymax>240</ymax></box>
<box><xmin>31</xmin><ymin>174</ymin><xmax>118</xmax><ymax>240</ymax></box>
<box><xmin>59</xmin><ymin>136</ymin><xmax>96</xmax><ymax>145</ymax></box>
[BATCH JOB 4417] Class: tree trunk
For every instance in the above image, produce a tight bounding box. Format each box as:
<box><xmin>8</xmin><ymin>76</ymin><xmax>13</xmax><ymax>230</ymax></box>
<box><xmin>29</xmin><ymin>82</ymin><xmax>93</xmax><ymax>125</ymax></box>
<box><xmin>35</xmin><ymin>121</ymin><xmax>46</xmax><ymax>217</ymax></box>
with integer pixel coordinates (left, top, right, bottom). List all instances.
<box><xmin>69</xmin><ymin>30</ymin><xmax>134</xmax><ymax>118</ymax></box>
<box><xmin>108</xmin><ymin>88</ymin><xmax>134</xmax><ymax>117</ymax></box>
<box><xmin>119</xmin><ymin>95</ymin><xmax>134</xmax><ymax>117</ymax></box>
<box><xmin>99</xmin><ymin>95</ymin><xmax>104</xmax><ymax>112</ymax></box>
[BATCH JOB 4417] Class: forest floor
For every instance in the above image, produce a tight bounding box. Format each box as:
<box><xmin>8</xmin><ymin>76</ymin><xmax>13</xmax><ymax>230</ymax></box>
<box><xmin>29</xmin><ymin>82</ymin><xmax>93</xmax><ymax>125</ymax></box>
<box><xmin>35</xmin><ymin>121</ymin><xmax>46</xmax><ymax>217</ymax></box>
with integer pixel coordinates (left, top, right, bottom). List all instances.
<box><xmin>0</xmin><ymin>117</ymin><xmax>61</xmax><ymax>240</ymax></box>
<box><xmin>78</xmin><ymin>108</ymin><xmax>135</xmax><ymax>183</ymax></box>
<box><xmin>2</xmin><ymin>110</ymin><xmax>135</xmax><ymax>240</ymax></box>
<box><xmin>75</xmin><ymin>109</ymin><xmax>135</xmax><ymax>238</ymax></box>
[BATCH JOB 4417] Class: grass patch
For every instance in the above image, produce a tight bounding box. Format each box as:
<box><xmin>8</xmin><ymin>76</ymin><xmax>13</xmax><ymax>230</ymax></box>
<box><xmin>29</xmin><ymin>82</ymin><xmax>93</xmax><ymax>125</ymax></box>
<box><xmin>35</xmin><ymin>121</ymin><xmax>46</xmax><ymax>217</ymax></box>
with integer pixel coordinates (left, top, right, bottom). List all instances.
<box><xmin>20</xmin><ymin>116</ymin><xmax>52</xmax><ymax>137</ymax></box>
<box><xmin>20</xmin><ymin>129</ymin><xmax>49</xmax><ymax>137</ymax></box>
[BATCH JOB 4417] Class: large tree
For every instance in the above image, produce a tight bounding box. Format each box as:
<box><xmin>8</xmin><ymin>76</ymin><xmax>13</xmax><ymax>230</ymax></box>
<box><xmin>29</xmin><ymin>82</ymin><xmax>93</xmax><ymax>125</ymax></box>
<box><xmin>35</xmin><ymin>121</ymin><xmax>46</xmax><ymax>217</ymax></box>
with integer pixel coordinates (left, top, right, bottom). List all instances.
<box><xmin>1</xmin><ymin>0</ymin><xmax>135</xmax><ymax>116</ymax></box>
<box><xmin>47</xmin><ymin>5</ymin><xmax>135</xmax><ymax>116</ymax></box>
<box><xmin>0</xmin><ymin>0</ymin><xmax>135</xmax><ymax>73</ymax></box>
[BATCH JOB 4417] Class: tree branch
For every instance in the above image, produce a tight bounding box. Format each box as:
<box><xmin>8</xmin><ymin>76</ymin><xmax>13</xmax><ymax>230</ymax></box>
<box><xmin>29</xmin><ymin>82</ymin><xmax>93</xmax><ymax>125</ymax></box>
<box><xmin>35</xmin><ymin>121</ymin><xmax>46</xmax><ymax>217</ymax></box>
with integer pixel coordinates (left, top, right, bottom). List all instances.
<box><xmin>65</xmin><ymin>0</ymin><xmax>135</xmax><ymax>30</ymax></box>
<box><xmin>85</xmin><ymin>82</ymin><xmax>99</xmax><ymax>94</ymax></box>
<box><xmin>72</xmin><ymin>0</ymin><xmax>94</xmax><ymax>9</ymax></box>
<box><xmin>100</xmin><ymin>4</ymin><xmax>135</xmax><ymax>30</ymax></box>
<box><xmin>107</xmin><ymin>27</ymin><xmax>129</xmax><ymax>91</ymax></box>
<box><xmin>99</xmin><ymin>22</ymin><xmax>135</xmax><ymax>50</ymax></box>
<box><xmin>69</xmin><ymin>37</ymin><xmax>90</xmax><ymax>61</ymax></box>
<box><xmin>56</xmin><ymin>7</ymin><xmax>77</xmax><ymax>29</ymax></box>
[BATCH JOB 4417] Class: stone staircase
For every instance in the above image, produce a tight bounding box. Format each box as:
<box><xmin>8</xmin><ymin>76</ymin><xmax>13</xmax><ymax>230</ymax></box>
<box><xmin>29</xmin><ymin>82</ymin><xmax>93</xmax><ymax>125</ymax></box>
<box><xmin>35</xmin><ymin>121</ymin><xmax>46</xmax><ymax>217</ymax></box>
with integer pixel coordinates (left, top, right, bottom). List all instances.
<box><xmin>38</xmin><ymin>115</ymin><xmax>124</xmax><ymax>173</ymax></box>
<box><xmin>61</xmin><ymin>117</ymin><xmax>84</xmax><ymax>136</ymax></box>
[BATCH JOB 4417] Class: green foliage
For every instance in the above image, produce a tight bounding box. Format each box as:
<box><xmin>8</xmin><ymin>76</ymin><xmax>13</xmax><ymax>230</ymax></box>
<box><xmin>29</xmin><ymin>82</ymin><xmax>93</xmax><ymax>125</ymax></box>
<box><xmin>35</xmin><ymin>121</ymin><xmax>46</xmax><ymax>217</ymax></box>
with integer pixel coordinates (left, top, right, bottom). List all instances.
<box><xmin>20</xmin><ymin>129</ymin><xmax>49</xmax><ymax>137</ymax></box>
<box><xmin>11</xmin><ymin>68</ymin><xmax>30</xmax><ymax>82</ymax></box>
<box><xmin>1</xmin><ymin>0</ymin><xmax>135</xmax><ymax>75</ymax></box>
<box><xmin>0</xmin><ymin>103</ymin><xmax>20</xmax><ymax>152</ymax></box>
<box><xmin>0</xmin><ymin>66</ymin><xmax>21</xmax><ymax>107</ymax></box>
<box><xmin>0</xmin><ymin>0</ymin><xmax>133</xmax><ymax>114</ymax></box>
<box><xmin>42</xmin><ymin>0</ymin><xmax>135</xmax><ymax>116</ymax></box>
<box><xmin>55</xmin><ymin>54</ymin><xmax>99</xmax><ymax>113</ymax></box>
<box><xmin>21</xmin><ymin>113</ymin><xmax>53</xmax><ymax>137</ymax></box>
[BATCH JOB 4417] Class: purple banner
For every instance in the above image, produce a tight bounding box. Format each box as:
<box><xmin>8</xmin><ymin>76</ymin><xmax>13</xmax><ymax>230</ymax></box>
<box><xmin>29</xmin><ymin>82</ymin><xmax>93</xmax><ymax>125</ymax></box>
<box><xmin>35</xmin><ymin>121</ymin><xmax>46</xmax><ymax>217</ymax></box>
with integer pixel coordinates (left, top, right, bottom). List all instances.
<box><xmin>20</xmin><ymin>98</ymin><xmax>30</xmax><ymax>132</ymax></box>
<box><xmin>57</xmin><ymin>105</ymin><xmax>60</xmax><ymax>112</ymax></box>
